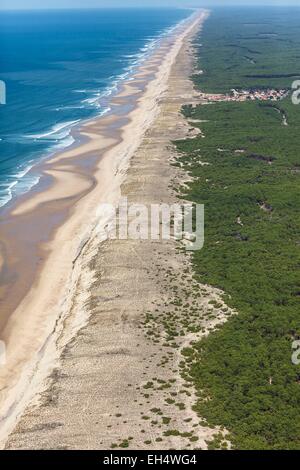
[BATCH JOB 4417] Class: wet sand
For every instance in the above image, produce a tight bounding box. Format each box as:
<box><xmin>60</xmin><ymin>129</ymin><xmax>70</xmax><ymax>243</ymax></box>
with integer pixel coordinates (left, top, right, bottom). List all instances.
<box><xmin>0</xmin><ymin>10</ymin><xmax>231</xmax><ymax>449</ymax></box>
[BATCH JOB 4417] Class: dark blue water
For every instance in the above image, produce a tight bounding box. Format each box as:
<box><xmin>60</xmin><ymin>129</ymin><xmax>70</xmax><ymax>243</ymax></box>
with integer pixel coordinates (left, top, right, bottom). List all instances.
<box><xmin>0</xmin><ymin>8</ymin><xmax>190</xmax><ymax>207</ymax></box>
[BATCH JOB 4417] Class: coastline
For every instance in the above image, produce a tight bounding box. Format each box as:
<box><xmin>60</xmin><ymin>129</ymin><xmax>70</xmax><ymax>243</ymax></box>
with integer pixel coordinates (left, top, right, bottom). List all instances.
<box><xmin>0</xmin><ymin>10</ymin><xmax>189</xmax><ymax>211</ymax></box>
<box><xmin>0</xmin><ymin>10</ymin><xmax>211</xmax><ymax>448</ymax></box>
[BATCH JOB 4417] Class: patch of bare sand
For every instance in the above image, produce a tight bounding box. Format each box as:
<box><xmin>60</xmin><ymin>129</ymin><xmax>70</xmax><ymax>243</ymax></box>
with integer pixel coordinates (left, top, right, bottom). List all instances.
<box><xmin>11</xmin><ymin>169</ymin><xmax>93</xmax><ymax>216</ymax></box>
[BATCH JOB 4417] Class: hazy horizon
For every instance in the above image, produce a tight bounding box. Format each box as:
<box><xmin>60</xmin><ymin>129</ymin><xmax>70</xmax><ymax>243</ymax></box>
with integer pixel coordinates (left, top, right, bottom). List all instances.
<box><xmin>1</xmin><ymin>0</ymin><xmax>300</xmax><ymax>11</ymax></box>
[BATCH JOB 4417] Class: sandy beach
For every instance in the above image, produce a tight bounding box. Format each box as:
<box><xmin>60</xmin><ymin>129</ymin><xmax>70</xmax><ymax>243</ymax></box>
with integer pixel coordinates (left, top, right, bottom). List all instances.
<box><xmin>0</xmin><ymin>9</ymin><xmax>232</xmax><ymax>449</ymax></box>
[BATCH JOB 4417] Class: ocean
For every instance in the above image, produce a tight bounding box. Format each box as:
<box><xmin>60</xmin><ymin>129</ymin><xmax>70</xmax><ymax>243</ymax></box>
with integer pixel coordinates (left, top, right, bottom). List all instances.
<box><xmin>0</xmin><ymin>8</ymin><xmax>191</xmax><ymax>208</ymax></box>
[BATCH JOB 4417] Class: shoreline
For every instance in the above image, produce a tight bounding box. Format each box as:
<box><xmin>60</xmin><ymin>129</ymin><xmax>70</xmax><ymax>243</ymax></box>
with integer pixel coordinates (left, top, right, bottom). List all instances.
<box><xmin>0</xmin><ymin>10</ymin><xmax>200</xmax><ymax>330</ymax></box>
<box><xmin>0</xmin><ymin>10</ymin><xmax>209</xmax><ymax>448</ymax></box>
<box><xmin>0</xmin><ymin>12</ymin><xmax>191</xmax><ymax>213</ymax></box>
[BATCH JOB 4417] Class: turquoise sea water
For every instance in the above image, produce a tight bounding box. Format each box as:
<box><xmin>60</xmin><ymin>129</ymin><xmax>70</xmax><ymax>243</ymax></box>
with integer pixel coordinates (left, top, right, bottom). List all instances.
<box><xmin>0</xmin><ymin>8</ymin><xmax>190</xmax><ymax>208</ymax></box>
